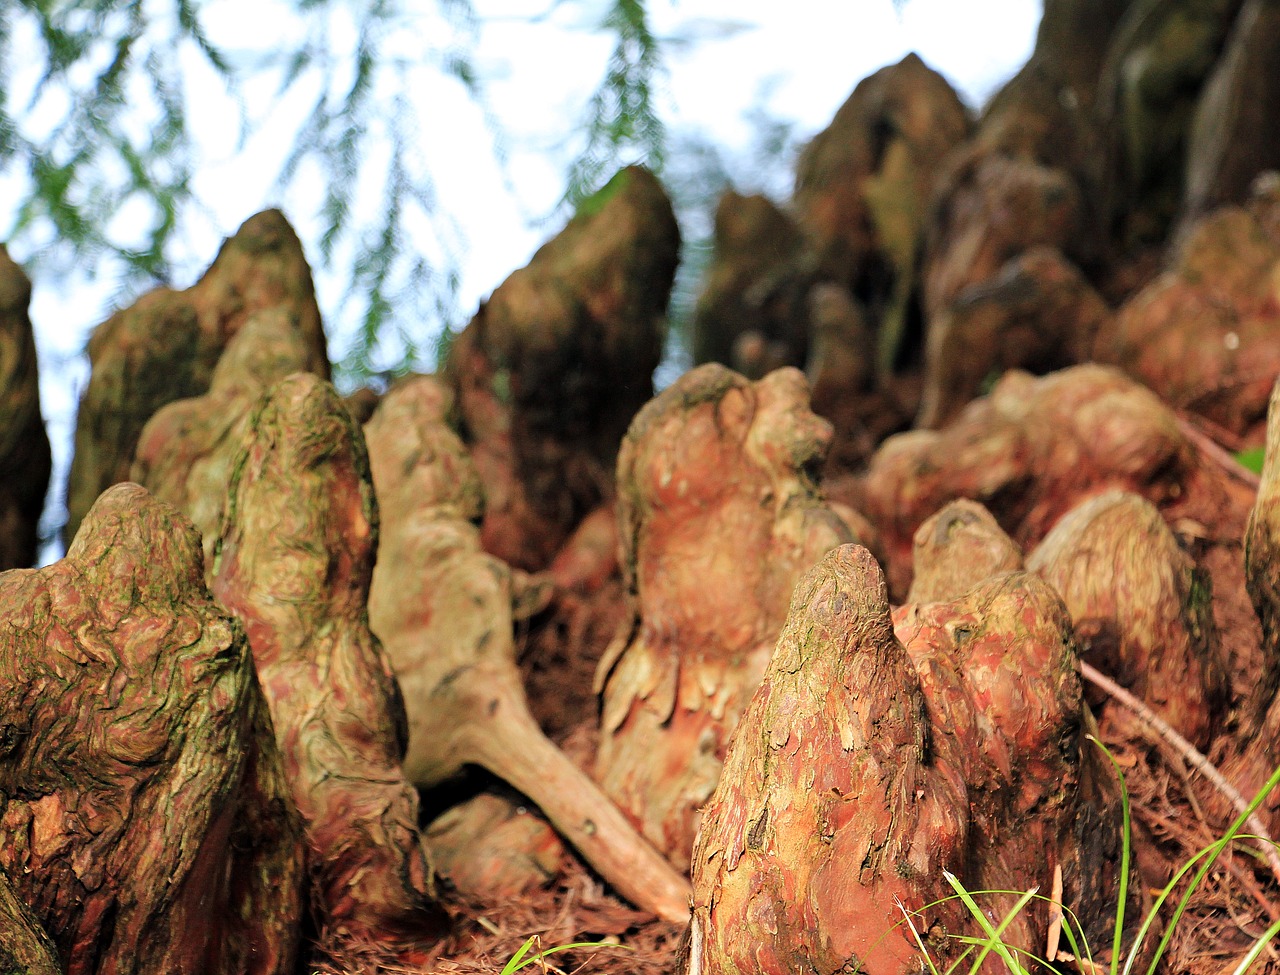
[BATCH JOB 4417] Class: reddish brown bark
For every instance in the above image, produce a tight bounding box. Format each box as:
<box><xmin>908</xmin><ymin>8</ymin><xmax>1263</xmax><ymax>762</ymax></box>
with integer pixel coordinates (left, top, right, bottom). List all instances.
<box><xmin>794</xmin><ymin>53</ymin><xmax>970</xmax><ymax>375</ymax></box>
<box><xmin>1028</xmin><ymin>490</ymin><xmax>1229</xmax><ymax>749</ymax></box>
<box><xmin>691</xmin><ymin>545</ymin><xmax>1134</xmax><ymax>975</ymax></box>
<box><xmin>0</xmin><ymin>483</ymin><xmax>304</xmax><ymax>975</ymax></box>
<box><xmin>689</xmin><ymin>545</ymin><xmax>967</xmax><ymax>975</ymax></box>
<box><xmin>211</xmin><ymin>374</ymin><xmax>440</xmax><ymax>953</ymax></box>
<box><xmin>131</xmin><ymin>309</ymin><xmax>321</xmax><ymax>570</ymax></box>
<box><xmin>917</xmin><ymin>246</ymin><xmax>1112</xmax><ymax>429</ymax></box>
<box><xmin>841</xmin><ymin>363</ymin><xmax>1262</xmax><ymax>721</ymax></box>
<box><xmin>906</xmin><ymin>498</ymin><xmax>1023</xmax><ymax>603</ymax></box>
<box><xmin>597</xmin><ymin>364</ymin><xmax>852</xmax><ymax>872</ymax></box>
<box><xmin>0</xmin><ymin>870</ymin><xmax>61</xmax><ymax>975</ymax></box>
<box><xmin>444</xmin><ymin>166</ymin><xmax>679</xmax><ymax>571</ymax></box>
<box><xmin>0</xmin><ymin>246</ymin><xmax>52</xmax><ymax>570</ymax></box>
<box><xmin>894</xmin><ymin>571</ymin><xmax>1135</xmax><ymax>965</ymax></box>
<box><xmin>363</xmin><ymin>375</ymin><xmax>690</xmax><ymax>923</ymax></box>
<box><xmin>66</xmin><ymin>209</ymin><xmax>327</xmax><ymax>543</ymax></box>
<box><xmin>922</xmin><ymin>156</ymin><xmax>1084</xmax><ymax>326</ymax></box>
<box><xmin>1096</xmin><ymin>177</ymin><xmax>1280</xmax><ymax>441</ymax></box>
<box><xmin>847</xmin><ymin>364</ymin><xmax>1248</xmax><ymax>596</ymax></box>
<box><xmin>424</xmin><ymin>792</ymin><xmax>565</xmax><ymax>902</ymax></box>
<box><xmin>691</xmin><ymin>191</ymin><xmax>806</xmax><ymax>370</ymax></box>
<box><xmin>804</xmin><ymin>283</ymin><xmax>915</xmax><ymax>473</ymax></box>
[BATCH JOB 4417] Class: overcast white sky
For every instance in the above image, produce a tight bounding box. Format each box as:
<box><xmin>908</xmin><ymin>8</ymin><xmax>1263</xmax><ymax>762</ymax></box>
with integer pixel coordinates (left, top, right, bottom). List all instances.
<box><xmin>8</xmin><ymin>0</ymin><xmax>1042</xmax><ymax>560</ymax></box>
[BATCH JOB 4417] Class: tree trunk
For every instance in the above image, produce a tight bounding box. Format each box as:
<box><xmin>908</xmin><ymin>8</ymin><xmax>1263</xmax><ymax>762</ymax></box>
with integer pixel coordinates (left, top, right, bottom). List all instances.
<box><xmin>0</xmin><ymin>246</ymin><xmax>51</xmax><ymax>570</ymax></box>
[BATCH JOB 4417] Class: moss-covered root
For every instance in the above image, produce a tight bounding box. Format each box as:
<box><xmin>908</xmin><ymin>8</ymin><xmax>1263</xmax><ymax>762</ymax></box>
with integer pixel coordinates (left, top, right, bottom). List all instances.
<box><xmin>1029</xmin><ymin>490</ymin><xmax>1229</xmax><ymax>749</ymax></box>
<box><xmin>690</xmin><ymin>545</ymin><xmax>968</xmax><ymax>975</ymax></box>
<box><xmin>906</xmin><ymin>498</ymin><xmax>1024</xmax><ymax>603</ymax></box>
<box><xmin>1245</xmin><ymin>377</ymin><xmax>1280</xmax><ymax>725</ymax></box>
<box><xmin>213</xmin><ymin>374</ymin><xmax>441</xmax><ymax>951</ymax></box>
<box><xmin>0</xmin><ymin>869</ymin><xmax>61</xmax><ymax>975</ymax></box>
<box><xmin>0</xmin><ymin>483</ymin><xmax>304</xmax><ymax>975</ymax></box>
<box><xmin>365</xmin><ymin>376</ymin><xmax>690</xmax><ymax>924</ymax></box>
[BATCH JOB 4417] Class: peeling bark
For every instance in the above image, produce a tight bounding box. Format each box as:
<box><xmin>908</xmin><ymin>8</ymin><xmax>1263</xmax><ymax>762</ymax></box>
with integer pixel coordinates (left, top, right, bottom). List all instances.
<box><xmin>211</xmin><ymin>374</ymin><xmax>440</xmax><ymax>953</ymax></box>
<box><xmin>67</xmin><ymin>209</ymin><xmax>327</xmax><ymax>543</ymax></box>
<box><xmin>689</xmin><ymin>545</ymin><xmax>968</xmax><ymax>975</ymax></box>
<box><xmin>691</xmin><ymin>545</ymin><xmax>1135</xmax><ymax>975</ymax></box>
<box><xmin>0</xmin><ymin>483</ymin><xmax>304</xmax><ymax>975</ymax></box>
<box><xmin>598</xmin><ymin>364</ymin><xmax>852</xmax><ymax>871</ymax></box>
<box><xmin>894</xmin><ymin>571</ymin><xmax>1134</xmax><ymax>965</ymax></box>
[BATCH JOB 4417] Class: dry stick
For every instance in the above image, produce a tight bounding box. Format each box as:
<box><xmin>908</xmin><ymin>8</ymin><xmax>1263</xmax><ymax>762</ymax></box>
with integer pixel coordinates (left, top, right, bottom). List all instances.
<box><xmin>1145</xmin><ymin>806</ymin><xmax>1280</xmax><ymax>925</ymax></box>
<box><xmin>1175</xmin><ymin>414</ymin><xmax>1260</xmax><ymax>491</ymax></box>
<box><xmin>1079</xmin><ymin>661</ymin><xmax>1280</xmax><ymax>886</ymax></box>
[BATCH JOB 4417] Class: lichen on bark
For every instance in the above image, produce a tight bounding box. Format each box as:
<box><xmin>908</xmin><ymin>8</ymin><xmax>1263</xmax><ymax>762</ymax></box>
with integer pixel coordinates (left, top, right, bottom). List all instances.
<box><xmin>0</xmin><ymin>483</ymin><xmax>304</xmax><ymax>975</ymax></box>
<box><xmin>212</xmin><ymin>373</ymin><xmax>440</xmax><ymax>954</ymax></box>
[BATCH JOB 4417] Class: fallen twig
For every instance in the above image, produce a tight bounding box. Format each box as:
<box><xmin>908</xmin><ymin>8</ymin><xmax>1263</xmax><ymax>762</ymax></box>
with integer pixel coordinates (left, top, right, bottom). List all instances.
<box><xmin>1176</xmin><ymin>414</ymin><xmax>1260</xmax><ymax>491</ymax></box>
<box><xmin>1080</xmin><ymin>661</ymin><xmax>1280</xmax><ymax>886</ymax></box>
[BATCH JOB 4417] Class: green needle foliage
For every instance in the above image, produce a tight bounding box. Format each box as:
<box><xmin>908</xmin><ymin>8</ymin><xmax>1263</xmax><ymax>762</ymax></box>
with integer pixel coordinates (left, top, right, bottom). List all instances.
<box><xmin>562</xmin><ymin>0</ymin><xmax>666</xmax><ymax>210</ymax></box>
<box><xmin>1</xmin><ymin>0</ymin><xmax>216</xmax><ymax>283</ymax></box>
<box><xmin>1</xmin><ymin>0</ymin><xmax>673</xmax><ymax>386</ymax></box>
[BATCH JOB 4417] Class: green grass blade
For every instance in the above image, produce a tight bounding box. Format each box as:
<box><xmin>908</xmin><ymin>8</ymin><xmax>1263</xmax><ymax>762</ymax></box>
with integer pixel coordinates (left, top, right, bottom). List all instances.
<box><xmin>1228</xmin><ymin>916</ymin><xmax>1280</xmax><ymax>975</ymax></box>
<box><xmin>501</xmin><ymin>938</ymin><xmax>632</xmax><ymax>974</ymax></box>
<box><xmin>500</xmin><ymin>936</ymin><xmax>537</xmax><ymax>975</ymax></box>
<box><xmin>895</xmin><ymin>897</ymin><xmax>945</xmax><ymax>975</ymax></box>
<box><xmin>944</xmin><ymin>871</ymin><xmax>1035</xmax><ymax>975</ymax></box>
<box><xmin>1087</xmin><ymin>736</ymin><xmax>1132</xmax><ymax>975</ymax></box>
<box><xmin>1141</xmin><ymin>763</ymin><xmax>1280</xmax><ymax>975</ymax></box>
